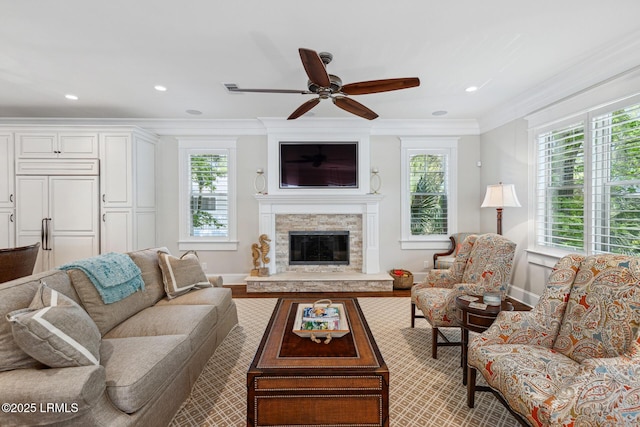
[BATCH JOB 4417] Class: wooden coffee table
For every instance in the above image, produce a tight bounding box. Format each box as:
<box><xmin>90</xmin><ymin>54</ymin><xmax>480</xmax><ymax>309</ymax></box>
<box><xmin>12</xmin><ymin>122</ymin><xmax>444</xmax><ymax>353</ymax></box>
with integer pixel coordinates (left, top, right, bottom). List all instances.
<box><xmin>247</xmin><ymin>298</ymin><xmax>389</xmax><ymax>427</ymax></box>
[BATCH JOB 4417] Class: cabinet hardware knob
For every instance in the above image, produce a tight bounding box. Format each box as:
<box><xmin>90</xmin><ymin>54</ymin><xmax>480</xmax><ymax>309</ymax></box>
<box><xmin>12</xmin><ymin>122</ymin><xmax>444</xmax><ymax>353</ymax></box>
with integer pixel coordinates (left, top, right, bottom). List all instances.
<box><xmin>9</xmin><ymin>194</ymin><xmax>13</xmax><ymax>203</ymax></box>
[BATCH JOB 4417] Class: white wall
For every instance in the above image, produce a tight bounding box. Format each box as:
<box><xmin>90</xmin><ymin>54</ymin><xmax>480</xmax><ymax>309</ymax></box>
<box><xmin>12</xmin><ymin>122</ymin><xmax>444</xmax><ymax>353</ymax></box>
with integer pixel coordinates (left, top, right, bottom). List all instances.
<box><xmin>156</xmin><ymin>132</ymin><xmax>482</xmax><ymax>283</ymax></box>
<box><xmin>479</xmin><ymin>119</ymin><xmax>549</xmax><ymax>305</ymax></box>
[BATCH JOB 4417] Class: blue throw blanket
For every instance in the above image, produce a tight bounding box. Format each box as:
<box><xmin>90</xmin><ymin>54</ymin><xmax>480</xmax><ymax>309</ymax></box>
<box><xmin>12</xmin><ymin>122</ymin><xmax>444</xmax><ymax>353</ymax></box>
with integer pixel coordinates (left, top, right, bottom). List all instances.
<box><xmin>58</xmin><ymin>252</ymin><xmax>145</xmax><ymax>304</ymax></box>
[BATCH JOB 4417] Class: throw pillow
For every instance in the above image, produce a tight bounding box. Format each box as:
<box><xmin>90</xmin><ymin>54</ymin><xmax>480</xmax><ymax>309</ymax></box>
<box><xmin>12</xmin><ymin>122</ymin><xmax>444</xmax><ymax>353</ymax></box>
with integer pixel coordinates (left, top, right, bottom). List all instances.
<box><xmin>158</xmin><ymin>250</ymin><xmax>211</xmax><ymax>299</ymax></box>
<box><xmin>6</xmin><ymin>282</ymin><xmax>101</xmax><ymax>368</ymax></box>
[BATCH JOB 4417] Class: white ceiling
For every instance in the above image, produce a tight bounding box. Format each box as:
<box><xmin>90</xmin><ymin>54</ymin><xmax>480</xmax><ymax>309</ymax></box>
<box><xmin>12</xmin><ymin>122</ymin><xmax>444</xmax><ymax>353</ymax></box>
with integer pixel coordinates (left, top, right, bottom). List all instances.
<box><xmin>2</xmin><ymin>0</ymin><xmax>640</xmax><ymax>129</ymax></box>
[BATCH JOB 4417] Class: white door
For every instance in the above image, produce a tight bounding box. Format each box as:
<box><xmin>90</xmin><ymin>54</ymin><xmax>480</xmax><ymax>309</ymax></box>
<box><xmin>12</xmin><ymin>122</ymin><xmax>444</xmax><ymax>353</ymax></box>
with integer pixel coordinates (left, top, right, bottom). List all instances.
<box><xmin>16</xmin><ymin>175</ymin><xmax>99</xmax><ymax>271</ymax></box>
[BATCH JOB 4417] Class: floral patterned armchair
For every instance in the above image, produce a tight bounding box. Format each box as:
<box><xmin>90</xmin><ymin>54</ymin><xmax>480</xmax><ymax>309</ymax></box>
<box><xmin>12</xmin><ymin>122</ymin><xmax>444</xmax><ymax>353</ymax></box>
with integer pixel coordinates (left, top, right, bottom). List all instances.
<box><xmin>411</xmin><ymin>233</ymin><xmax>516</xmax><ymax>358</ymax></box>
<box><xmin>467</xmin><ymin>254</ymin><xmax>640</xmax><ymax>426</ymax></box>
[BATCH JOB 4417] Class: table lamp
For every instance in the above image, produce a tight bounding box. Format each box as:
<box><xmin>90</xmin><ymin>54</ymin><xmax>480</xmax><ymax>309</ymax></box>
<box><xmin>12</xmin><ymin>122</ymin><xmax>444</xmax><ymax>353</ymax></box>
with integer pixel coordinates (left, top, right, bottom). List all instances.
<box><xmin>481</xmin><ymin>182</ymin><xmax>521</xmax><ymax>235</ymax></box>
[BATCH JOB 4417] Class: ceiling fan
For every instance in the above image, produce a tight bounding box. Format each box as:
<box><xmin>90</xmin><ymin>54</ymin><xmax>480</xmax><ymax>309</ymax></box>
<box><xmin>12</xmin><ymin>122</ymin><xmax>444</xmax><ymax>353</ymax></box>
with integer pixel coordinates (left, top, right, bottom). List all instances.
<box><xmin>225</xmin><ymin>48</ymin><xmax>420</xmax><ymax>120</ymax></box>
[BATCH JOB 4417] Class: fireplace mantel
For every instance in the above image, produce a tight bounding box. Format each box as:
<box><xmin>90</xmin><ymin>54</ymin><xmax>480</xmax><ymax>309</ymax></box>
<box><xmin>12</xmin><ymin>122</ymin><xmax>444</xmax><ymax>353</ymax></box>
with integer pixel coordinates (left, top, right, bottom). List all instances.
<box><xmin>255</xmin><ymin>194</ymin><xmax>384</xmax><ymax>274</ymax></box>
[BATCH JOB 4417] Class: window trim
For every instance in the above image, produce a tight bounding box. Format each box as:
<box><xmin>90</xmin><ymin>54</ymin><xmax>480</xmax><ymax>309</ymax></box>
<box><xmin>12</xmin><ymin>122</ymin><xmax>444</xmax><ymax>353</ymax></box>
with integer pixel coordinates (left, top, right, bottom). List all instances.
<box><xmin>529</xmin><ymin>93</ymin><xmax>640</xmax><ymax>257</ymax></box>
<box><xmin>178</xmin><ymin>137</ymin><xmax>238</xmax><ymax>251</ymax></box>
<box><xmin>400</xmin><ymin>137</ymin><xmax>458</xmax><ymax>249</ymax></box>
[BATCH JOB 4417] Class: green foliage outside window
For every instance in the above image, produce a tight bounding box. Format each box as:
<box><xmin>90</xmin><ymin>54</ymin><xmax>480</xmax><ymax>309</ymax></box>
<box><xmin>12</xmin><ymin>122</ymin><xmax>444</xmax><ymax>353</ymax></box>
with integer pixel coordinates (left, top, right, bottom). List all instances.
<box><xmin>410</xmin><ymin>154</ymin><xmax>448</xmax><ymax>235</ymax></box>
<box><xmin>190</xmin><ymin>154</ymin><xmax>227</xmax><ymax>232</ymax></box>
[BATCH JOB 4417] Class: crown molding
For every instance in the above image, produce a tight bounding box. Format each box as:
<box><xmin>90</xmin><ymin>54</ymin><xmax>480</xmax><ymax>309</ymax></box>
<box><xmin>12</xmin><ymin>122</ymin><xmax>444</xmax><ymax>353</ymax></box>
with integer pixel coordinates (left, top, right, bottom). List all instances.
<box><xmin>479</xmin><ymin>28</ymin><xmax>640</xmax><ymax>133</ymax></box>
<box><xmin>0</xmin><ymin>117</ymin><xmax>481</xmax><ymax>137</ymax></box>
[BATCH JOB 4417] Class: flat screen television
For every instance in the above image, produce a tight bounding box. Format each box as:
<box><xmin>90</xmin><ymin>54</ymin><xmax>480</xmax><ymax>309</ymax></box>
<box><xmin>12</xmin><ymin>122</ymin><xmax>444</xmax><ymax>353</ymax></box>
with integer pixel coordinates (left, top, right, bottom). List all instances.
<box><xmin>279</xmin><ymin>142</ymin><xmax>358</xmax><ymax>188</ymax></box>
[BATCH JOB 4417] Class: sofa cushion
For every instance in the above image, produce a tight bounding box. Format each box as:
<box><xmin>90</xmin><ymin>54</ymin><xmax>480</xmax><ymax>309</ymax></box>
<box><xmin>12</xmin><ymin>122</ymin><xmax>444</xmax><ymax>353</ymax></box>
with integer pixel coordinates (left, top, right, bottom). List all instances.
<box><xmin>0</xmin><ymin>271</ymin><xmax>79</xmax><ymax>372</ymax></box>
<box><xmin>68</xmin><ymin>247</ymin><xmax>169</xmax><ymax>336</ymax></box>
<box><xmin>155</xmin><ymin>286</ymin><xmax>233</xmax><ymax>311</ymax></box>
<box><xmin>127</xmin><ymin>247</ymin><xmax>167</xmax><ymax>304</ymax></box>
<box><xmin>7</xmin><ymin>283</ymin><xmax>100</xmax><ymax>368</ymax></box>
<box><xmin>103</xmin><ymin>305</ymin><xmax>217</xmax><ymax>351</ymax></box>
<box><xmin>158</xmin><ymin>249</ymin><xmax>211</xmax><ymax>299</ymax></box>
<box><xmin>101</xmin><ymin>335</ymin><xmax>190</xmax><ymax>413</ymax></box>
<box><xmin>553</xmin><ymin>255</ymin><xmax>640</xmax><ymax>362</ymax></box>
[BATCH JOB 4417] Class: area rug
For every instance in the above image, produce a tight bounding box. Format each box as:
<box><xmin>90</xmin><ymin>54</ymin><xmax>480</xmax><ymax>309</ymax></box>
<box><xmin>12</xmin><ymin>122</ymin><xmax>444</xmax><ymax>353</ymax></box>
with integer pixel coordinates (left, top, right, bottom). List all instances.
<box><xmin>170</xmin><ymin>297</ymin><xmax>520</xmax><ymax>426</ymax></box>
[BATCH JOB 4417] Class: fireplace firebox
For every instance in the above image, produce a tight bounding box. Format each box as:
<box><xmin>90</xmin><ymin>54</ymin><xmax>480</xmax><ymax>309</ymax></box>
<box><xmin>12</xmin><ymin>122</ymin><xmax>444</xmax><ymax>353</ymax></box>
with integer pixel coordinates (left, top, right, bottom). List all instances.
<box><xmin>289</xmin><ymin>231</ymin><xmax>349</xmax><ymax>265</ymax></box>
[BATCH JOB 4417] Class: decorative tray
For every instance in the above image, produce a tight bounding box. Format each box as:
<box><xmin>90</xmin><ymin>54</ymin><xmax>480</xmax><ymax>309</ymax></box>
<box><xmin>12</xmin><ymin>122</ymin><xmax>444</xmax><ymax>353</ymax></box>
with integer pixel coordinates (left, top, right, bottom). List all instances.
<box><xmin>292</xmin><ymin>299</ymin><xmax>350</xmax><ymax>344</ymax></box>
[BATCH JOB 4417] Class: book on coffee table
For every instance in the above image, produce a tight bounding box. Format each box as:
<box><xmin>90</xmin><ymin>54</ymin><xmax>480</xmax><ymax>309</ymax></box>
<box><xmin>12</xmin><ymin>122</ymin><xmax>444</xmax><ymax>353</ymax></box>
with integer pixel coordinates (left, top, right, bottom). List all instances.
<box><xmin>293</xmin><ymin>302</ymin><xmax>350</xmax><ymax>338</ymax></box>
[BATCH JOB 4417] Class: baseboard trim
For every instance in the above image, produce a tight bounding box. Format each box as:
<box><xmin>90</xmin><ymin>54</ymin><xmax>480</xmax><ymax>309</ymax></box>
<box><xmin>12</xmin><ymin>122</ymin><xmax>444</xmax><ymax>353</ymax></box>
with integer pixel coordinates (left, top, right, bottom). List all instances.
<box><xmin>507</xmin><ymin>286</ymin><xmax>538</xmax><ymax>308</ymax></box>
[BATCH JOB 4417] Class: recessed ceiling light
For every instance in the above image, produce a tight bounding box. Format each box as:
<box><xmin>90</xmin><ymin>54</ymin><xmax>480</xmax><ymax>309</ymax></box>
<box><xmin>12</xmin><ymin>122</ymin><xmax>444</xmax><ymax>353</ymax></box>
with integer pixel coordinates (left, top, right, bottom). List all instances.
<box><xmin>154</xmin><ymin>85</ymin><xmax>167</xmax><ymax>92</ymax></box>
<box><xmin>65</xmin><ymin>94</ymin><xmax>78</xmax><ymax>100</ymax></box>
<box><xmin>432</xmin><ymin>110</ymin><xmax>448</xmax><ymax>116</ymax></box>
<box><xmin>465</xmin><ymin>86</ymin><xmax>478</xmax><ymax>93</ymax></box>
<box><xmin>186</xmin><ymin>109</ymin><xmax>202</xmax><ymax>115</ymax></box>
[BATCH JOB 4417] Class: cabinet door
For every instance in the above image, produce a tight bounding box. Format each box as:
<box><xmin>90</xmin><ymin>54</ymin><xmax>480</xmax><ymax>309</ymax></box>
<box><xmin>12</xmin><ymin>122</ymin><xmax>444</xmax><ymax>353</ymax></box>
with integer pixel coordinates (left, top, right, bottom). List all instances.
<box><xmin>100</xmin><ymin>134</ymin><xmax>132</xmax><ymax>207</ymax></box>
<box><xmin>101</xmin><ymin>209</ymin><xmax>133</xmax><ymax>253</ymax></box>
<box><xmin>15</xmin><ymin>133</ymin><xmax>58</xmax><ymax>158</ymax></box>
<box><xmin>15</xmin><ymin>176</ymin><xmax>48</xmax><ymax>272</ymax></box>
<box><xmin>0</xmin><ymin>210</ymin><xmax>15</xmax><ymax>249</ymax></box>
<box><xmin>48</xmin><ymin>176</ymin><xmax>99</xmax><ymax>268</ymax></box>
<box><xmin>0</xmin><ymin>134</ymin><xmax>14</xmax><ymax>208</ymax></box>
<box><xmin>58</xmin><ymin>133</ymin><xmax>99</xmax><ymax>158</ymax></box>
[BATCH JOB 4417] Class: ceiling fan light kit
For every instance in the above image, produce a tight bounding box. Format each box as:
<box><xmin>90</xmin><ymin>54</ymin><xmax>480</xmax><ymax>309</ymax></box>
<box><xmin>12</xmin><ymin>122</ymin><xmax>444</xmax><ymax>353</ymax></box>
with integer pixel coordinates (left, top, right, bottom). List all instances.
<box><xmin>226</xmin><ymin>48</ymin><xmax>420</xmax><ymax>120</ymax></box>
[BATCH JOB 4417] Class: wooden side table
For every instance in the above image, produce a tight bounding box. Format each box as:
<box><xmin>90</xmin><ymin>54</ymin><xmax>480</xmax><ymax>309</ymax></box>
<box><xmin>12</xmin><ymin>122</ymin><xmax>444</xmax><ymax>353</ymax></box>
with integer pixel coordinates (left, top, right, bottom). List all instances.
<box><xmin>455</xmin><ymin>296</ymin><xmax>513</xmax><ymax>386</ymax></box>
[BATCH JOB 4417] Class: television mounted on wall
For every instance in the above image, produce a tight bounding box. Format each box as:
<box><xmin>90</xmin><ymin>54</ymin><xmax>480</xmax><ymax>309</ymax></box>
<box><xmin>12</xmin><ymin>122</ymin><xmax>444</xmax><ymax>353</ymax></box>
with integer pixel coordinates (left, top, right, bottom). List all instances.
<box><xmin>279</xmin><ymin>142</ymin><xmax>358</xmax><ymax>188</ymax></box>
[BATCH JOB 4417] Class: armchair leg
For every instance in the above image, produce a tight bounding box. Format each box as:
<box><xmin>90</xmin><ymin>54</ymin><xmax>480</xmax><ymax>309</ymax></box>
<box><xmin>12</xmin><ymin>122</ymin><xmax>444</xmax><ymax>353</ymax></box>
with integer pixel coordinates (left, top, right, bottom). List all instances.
<box><xmin>467</xmin><ymin>366</ymin><xmax>477</xmax><ymax>408</ymax></box>
<box><xmin>432</xmin><ymin>327</ymin><xmax>438</xmax><ymax>359</ymax></box>
<box><xmin>411</xmin><ymin>303</ymin><xmax>415</xmax><ymax>328</ymax></box>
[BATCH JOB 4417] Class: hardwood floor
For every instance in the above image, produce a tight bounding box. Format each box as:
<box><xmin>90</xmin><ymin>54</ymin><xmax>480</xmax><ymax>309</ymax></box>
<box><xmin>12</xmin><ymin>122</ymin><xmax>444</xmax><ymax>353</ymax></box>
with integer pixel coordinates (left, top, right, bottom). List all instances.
<box><xmin>224</xmin><ymin>284</ymin><xmax>532</xmax><ymax>311</ymax></box>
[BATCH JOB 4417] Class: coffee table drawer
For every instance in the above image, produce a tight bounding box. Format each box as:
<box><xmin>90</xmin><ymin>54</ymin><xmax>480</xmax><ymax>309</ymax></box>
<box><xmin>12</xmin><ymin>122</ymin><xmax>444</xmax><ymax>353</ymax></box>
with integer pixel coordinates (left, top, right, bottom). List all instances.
<box><xmin>255</xmin><ymin>375</ymin><xmax>384</xmax><ymax>391</ymax></box>
<box><xmin>254</xmin><ymin>394</ymin><xmax>384</xmax><ymax>426</ymax></box>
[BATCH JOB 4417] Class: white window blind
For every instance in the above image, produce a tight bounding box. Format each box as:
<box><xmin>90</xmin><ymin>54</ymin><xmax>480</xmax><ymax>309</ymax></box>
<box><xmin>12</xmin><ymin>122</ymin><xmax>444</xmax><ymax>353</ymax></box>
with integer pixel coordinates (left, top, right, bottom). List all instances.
<box><xmin>591</xmin><ymin>103</ymin><xmax>640</xmax><ymax>255</ymax></box>
<box><xmin>536</xmin><ymin>122</ymin><xmax>585</xmax><ymax>251</ymax></box>
<box><xmin>409</xmin><ymin>153</ymin><xmax>448</xmax><ymax>236</ymax></box>
<box><xmin>189</xmin><ymin>153</ymin><xmax>229</xmax><ymax>237</ymax></box>
<box><xmin>535</xmin><ymin>100</ymin><xmax>640</xmax><ymax>256</ymax></box>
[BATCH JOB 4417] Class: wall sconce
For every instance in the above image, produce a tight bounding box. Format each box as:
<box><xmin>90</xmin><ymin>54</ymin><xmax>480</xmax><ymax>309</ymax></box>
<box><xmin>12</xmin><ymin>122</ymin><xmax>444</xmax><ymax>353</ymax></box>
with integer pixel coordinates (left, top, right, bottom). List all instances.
<box><xmin>254</xmin><ymin>168</ymin><xmax>266</xmax><ymax>194</ymax></box>
<box><xmin>481</xmin><ymin>182</ymin><xmax>521</xmax><ymax>235</ymax></box>
<box><xmin>370</xmin><ymin>167</ymin><xmax>382</xmax><ymax>194</ymax></box>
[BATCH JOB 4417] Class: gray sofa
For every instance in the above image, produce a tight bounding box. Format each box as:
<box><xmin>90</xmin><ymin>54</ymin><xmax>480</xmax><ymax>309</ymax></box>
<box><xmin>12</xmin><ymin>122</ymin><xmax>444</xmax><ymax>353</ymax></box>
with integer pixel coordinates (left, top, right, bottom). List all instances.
<box><xmin>0</xmin><ymin>247</ymin><xmax>239</xmax><ymax>426</ymax></box>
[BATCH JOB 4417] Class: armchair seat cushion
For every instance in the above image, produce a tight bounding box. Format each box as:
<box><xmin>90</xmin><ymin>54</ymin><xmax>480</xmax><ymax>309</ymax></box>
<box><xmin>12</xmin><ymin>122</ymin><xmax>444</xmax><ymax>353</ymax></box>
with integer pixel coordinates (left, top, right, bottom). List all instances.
<box><xmin>469</xmin><ymin>343</ymin><xmax>581</xmax><ymax>422</ymax></box>
<box><xmin>413</xmin><ymin>287</ymin><xmax>459</xmax><ymax>328</ymax></box>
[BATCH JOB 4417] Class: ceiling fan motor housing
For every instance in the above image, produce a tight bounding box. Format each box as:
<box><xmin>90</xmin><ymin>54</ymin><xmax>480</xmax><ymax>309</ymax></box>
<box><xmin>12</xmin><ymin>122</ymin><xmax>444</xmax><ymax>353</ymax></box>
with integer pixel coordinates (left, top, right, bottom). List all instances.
<box><xmin>307</xmin><ymin>74</ymin><xmax>342</xmax><ymax>95</ymax></box>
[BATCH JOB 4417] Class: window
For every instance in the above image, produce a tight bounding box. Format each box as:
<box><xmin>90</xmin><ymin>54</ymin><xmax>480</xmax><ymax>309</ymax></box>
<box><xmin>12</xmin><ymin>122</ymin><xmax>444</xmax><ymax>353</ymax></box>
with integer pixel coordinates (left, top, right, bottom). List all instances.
<box><xmin>178</xmin><ymin>137</ymin><xmax>237</xmax><ymax>250</ymax></box>
<box><xmin>400</xmin><ymin>137</ymin><xmax>458</xmax><ymax>249</ymax></box>
<box><xmin>535</xmin><ymin>100</ymin><xmax>640</xmax><ymax>255</ymax></box>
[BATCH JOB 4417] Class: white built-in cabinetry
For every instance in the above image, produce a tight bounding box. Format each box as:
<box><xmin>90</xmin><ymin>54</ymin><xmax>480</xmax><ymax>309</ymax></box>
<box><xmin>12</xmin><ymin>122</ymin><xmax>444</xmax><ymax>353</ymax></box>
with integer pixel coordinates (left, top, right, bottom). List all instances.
<box><xmin>0</xmin><ymin>134</ymin><xmax>15</xmax><ymax>248</ymax></box>
<box><xmin>4</xmin><ymin>127</ymin><xmax>157</xmax><ymax>271</ymax></box>
<box><xmin>99</xmin><ymin>131</ymin><xmax>157</xmax><ymax>253</ymax></box>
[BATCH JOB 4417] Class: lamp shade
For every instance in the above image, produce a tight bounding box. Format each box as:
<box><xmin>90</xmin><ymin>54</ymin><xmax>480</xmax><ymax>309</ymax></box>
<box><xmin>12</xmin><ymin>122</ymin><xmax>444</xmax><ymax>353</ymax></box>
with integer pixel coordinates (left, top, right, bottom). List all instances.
<box><xmin>481</xmin><ymin>183</ymin><xmax>521</xmax><ymax>208</ymax></box>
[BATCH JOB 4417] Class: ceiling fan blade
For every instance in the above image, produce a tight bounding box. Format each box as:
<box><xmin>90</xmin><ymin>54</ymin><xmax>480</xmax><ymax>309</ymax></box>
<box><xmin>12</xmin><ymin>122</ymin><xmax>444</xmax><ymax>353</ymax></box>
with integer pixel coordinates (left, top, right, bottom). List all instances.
<box><xmin>341</xmin><ymin>77</ymin><xmax>420</xmax><ymax>95</ymax></box>
<box><xmin>287</xmin><ymin>98</ymin><xmax>321</xmax><ymax>120</ymax></box>
<box><xmin>299</xmin><ymin>48</ymin><xmax>331</xmax><ymax>88</ymax></box>
<box><xmin>333</xmin><ymin>97</ymin><xmax>378</xmax><ymax>120</ymax></box>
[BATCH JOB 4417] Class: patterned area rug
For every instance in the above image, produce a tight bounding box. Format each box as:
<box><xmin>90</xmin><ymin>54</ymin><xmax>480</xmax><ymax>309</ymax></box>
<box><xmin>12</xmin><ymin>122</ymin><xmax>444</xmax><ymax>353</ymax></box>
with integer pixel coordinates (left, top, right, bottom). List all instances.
<box><xmin>170</xmin><ymin>297</ymin><xmax>520</xmax><ymax>426</ymax></box>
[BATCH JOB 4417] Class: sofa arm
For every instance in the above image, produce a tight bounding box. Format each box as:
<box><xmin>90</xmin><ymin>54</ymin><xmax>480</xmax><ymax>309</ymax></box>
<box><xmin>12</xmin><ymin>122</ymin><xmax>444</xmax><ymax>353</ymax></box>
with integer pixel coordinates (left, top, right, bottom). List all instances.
<box><xmin>544</xmin><ymin>356</ymin><xmax>640</xmax><ymax>426</ymax></box>
<box><xmin>0</xmin><ymin>365</ymin><xmax>105</xmax><ymax>426</ymax></box>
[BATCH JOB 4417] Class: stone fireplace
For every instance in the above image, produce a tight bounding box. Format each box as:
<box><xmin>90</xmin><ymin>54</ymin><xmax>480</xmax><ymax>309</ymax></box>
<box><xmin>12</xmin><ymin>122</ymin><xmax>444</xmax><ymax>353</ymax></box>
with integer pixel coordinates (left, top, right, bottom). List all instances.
<box><xmin>255</xmin><ymin>194</ymin><xmax>383</xmax><ymax>274</ymax></box>
<box><xmin>247</xmin><ymin>193</ymin><xmax>392</xmax><ymax>292</ymax></box>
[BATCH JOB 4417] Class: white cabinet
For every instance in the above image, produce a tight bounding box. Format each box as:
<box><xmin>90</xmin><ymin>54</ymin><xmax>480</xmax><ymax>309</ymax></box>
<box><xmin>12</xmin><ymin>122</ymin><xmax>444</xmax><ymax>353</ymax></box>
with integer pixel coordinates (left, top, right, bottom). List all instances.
<box><xmin>0</xmin><ymin>134</ymin><xmax>15</xmax><ymax>249</ymax></box>
<box><xmin>100</xmin><ymin>129</ymin><xmax>157</xmax><ymax>252</ymax></box>
<box><xmin>0</xmin><ymin>211</ymin><xmax>15</xmax><ymax>249</ymax></box>
<box><xmin>16</xmin><ymin>175</ymin><xmax>99</xmax><ymax>272</ymax></box>
<box><xmin>16</xmin><ymin>132</ymin><xmax>98</xmax><ymax>159</ymax></box>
